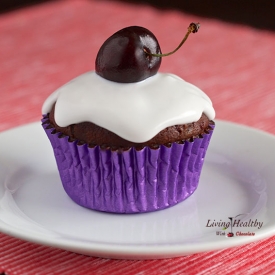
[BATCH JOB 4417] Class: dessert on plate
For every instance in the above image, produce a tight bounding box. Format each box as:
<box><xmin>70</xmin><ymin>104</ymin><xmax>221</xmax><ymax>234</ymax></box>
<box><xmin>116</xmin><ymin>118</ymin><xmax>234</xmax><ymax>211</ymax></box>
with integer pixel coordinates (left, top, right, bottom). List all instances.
<box><xmin>42</xmin><ymin>23</ymin><xmax>215</xmax><ymax>213</ymax></box>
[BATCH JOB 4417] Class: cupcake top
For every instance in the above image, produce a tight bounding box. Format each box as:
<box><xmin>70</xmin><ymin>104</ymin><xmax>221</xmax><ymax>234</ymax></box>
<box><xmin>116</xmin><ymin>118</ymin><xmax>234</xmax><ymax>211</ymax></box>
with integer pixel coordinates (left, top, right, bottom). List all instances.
<box><xmin>42</xmin><ymin>71</ymin><xmax>215</xmax><ymax>143</ymax></box>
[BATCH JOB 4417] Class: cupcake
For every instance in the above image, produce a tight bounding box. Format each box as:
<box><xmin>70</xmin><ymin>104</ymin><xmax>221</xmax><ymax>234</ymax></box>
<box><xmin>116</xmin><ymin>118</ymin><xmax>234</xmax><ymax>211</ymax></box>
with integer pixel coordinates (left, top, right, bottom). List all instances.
<box><xmin>42</xmin><ymin>24</ymin><xmax>215</xmax><ymax>213</ymax></box>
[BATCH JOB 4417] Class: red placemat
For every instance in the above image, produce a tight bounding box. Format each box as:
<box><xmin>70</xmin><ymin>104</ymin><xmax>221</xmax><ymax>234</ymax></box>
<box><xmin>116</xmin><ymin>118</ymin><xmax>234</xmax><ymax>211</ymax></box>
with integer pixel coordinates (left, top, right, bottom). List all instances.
<box><xmin>1</xmin><ymin>233</ymin><xmax>275</xmax><ymax>275</ymax></box>
<box><xmin>1</xmin><ymin>0</ymin><xmax>275</xmax><ymax>274</ymax></box>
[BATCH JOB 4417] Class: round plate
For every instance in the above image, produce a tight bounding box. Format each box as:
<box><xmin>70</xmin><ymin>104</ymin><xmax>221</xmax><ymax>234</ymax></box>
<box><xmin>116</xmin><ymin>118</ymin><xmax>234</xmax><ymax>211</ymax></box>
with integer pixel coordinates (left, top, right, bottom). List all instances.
<box><xmin>0</xmin><ymin>120</ymin><xmax>275</xmax><ymax>259</ymax></box>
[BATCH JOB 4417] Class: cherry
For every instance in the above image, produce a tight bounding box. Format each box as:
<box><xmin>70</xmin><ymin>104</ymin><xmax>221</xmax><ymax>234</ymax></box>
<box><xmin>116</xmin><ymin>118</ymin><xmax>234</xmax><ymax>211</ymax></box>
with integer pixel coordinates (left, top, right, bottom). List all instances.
<box><xmin>95</xmin><ymin>26</ymin><xmax>162</xmax><ymax>83</ymax></box>
<box><xmin>95</xmin><ymin>23</ymin><xmax>200</xmax><ymax>83</ymax></box>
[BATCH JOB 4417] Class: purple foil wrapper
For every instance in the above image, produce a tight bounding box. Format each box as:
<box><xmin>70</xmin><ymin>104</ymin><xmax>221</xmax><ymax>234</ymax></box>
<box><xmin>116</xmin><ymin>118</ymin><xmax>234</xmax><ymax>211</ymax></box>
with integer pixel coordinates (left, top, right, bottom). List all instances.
<box><xmin>42</xmin><ymin>116</ymin><xmax>215</xmax><ymax>213</ymax></box>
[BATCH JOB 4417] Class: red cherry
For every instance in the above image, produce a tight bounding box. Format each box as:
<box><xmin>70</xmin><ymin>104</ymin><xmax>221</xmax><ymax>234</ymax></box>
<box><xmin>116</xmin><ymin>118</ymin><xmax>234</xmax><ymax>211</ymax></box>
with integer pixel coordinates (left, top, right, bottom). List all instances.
<box><xmin>95</xmin><ymin>23</ymin><xmax>200</xmax><ymax>83</ymax></box>
<box><xmin>95</xmin><ymin>26</ymin><xmax>162</xmax><ymax>83</ymax></box>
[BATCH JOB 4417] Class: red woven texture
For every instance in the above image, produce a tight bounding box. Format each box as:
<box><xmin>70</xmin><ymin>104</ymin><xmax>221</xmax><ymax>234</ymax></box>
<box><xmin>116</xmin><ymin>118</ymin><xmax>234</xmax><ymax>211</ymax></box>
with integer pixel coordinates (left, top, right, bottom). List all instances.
<box><xmin>1</xmin><ymin>0</ymin><xmax>275</xmax><ymax>274</ymax></box>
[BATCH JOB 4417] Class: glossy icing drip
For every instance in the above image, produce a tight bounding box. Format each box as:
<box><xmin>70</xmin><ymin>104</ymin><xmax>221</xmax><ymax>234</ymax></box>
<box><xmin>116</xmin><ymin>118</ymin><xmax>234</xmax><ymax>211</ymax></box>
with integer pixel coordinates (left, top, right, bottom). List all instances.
<box><xmin>42</xmin><ymin>71</ymin><xmax>215</xmax><ymax>142</ymax></box>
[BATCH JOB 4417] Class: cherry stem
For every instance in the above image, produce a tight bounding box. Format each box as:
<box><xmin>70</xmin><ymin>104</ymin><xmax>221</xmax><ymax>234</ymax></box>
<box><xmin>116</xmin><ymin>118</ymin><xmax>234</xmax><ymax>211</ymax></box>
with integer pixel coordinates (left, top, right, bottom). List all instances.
<box><xmin>144</xmin><ymin>22</ymin><xmax>200</xmax><ymax>57</ymax></box>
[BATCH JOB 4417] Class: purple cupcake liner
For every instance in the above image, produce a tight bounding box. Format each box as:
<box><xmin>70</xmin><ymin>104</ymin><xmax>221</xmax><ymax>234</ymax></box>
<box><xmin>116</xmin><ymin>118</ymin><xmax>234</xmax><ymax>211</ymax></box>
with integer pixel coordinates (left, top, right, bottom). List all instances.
<box><xmin>42</xmin><ymin>115</ymin><xmax>214</xmax><ymax>213</ymax></box>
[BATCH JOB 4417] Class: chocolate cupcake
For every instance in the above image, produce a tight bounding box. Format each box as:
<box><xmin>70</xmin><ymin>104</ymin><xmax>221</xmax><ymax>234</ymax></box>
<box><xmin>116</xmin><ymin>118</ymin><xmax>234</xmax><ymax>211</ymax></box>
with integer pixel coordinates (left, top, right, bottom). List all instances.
<box><xmin>42</xmin><ymin>24</ymin><xmax>215</xmax><ymax>213</ymax></box>
<box><xmin>42</xmin><ymin>71</ymin><xmax>215</xmax><ymax>213</ymax></box>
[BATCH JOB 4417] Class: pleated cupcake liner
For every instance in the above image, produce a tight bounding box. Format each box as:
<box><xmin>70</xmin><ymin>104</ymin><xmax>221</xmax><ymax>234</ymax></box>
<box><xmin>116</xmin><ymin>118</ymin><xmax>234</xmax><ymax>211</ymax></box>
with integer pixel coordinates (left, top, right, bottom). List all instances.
<box><xmin>42</xmin><ymin>115</ymin><xmax>215</xmax><ymax>213</ymax></box>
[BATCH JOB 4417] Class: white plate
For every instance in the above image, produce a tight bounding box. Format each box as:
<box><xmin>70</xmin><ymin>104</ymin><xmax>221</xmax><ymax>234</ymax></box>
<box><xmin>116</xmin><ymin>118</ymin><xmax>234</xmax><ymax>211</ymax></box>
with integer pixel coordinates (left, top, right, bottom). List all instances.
<box><xmin>0</xmin><ymin>120</ymin><xmax>275</xmax><ymax>259</ymax></box>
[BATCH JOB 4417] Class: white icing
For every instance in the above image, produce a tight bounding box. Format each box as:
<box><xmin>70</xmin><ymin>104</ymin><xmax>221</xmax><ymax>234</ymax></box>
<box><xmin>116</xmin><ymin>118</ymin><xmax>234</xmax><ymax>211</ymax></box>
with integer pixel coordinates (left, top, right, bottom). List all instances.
<box><xmin>42</xmin><ymin>71</ymin><xmax>215</xmax><ymax>143</ymax></box>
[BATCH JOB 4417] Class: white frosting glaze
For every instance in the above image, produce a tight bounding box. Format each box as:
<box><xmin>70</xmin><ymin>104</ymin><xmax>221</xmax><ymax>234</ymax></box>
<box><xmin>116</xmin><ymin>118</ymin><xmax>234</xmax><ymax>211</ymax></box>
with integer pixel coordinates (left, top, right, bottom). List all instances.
<box><xmin>42</xmin><ymin>71</ymin><xmax>215</xmax><ymax>143</ymax></box>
